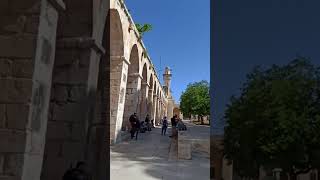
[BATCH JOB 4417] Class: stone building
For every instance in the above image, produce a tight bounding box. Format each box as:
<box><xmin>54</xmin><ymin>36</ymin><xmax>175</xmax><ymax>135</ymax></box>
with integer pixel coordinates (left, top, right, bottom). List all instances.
<box><xmin>0</xmin><ymin>0</ymin><xmax>175</xmax><ymax>179</ymax></box>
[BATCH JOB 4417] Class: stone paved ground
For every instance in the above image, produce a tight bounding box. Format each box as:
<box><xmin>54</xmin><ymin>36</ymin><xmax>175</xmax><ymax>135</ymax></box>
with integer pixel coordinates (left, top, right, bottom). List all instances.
<box><xmin>110</xmin><ymin>125</ymin><xmax>210</xmax><ymax>180</ymax></box>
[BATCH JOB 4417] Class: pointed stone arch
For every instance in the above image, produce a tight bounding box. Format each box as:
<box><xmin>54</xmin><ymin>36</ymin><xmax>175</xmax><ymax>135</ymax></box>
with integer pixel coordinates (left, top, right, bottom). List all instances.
<box><xmin>123</xmin><ymin>44</ymin><xmax>140</xmax><ymax>130</ymax></box>
<box><xmin>139</xmin><ymin>63</ymin><xmax>148</xmax><ymax>119</ymax></box>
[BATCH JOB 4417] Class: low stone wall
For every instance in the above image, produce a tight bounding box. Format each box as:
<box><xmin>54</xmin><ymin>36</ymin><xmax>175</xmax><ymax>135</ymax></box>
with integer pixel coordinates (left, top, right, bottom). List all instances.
<box><xmin>177</xmin><ymin>130</ymin><xmax>210</xmax><ymax>160</ymax></box>
<box><xmin>177</xmin><ymin>131</ymin><xmax>192</xmax><ymax>159</ymax></box>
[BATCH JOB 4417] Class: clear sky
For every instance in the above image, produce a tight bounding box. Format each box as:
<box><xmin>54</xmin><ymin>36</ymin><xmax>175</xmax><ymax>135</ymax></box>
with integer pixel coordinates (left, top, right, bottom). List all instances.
<box><xmin>126</xmin><ymin>0</ymin><xmax>210</xmax><ymax>103</ymax></box>
<box><xmin>212</xmin><ymin>0</ymin><xmax>320</xmax><ymax>135</ymax></box>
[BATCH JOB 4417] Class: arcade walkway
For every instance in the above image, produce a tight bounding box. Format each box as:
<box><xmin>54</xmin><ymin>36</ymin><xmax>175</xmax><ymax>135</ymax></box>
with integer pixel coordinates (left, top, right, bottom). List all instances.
<box><xmin>110</xmin><ymin>125</ymin><xmax>210</xmax><ymax>180</ymax></box>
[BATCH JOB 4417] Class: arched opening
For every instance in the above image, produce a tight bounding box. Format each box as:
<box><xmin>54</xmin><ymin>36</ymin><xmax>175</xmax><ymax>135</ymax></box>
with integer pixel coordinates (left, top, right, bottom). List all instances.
<box><xmin>122</xmin><ymin>44</ymin><xmax>140</xmax><ymax>130</ymax></box>
<box><xmin>109</xmin><ymin>9</ymin><xmax>124</xmax><ymax>56</ymax></box>
<box><xmin>139</xmin><ymin>63</ymin><xmax>148</xmax><ymax>120</ymax></box>
<box><xmin>108</xmin><ymin>9</ymin><xmax>127</xmax><ymax>143</ymax></box>
<box><xmin>41</xmin><ymin>1</ymin><xmax>95</xmax><ymax>179</ymax></box>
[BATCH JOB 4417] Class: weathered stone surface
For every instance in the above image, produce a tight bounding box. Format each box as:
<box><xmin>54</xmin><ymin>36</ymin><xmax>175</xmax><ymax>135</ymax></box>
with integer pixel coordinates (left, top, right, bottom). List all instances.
<box><xmin>52</xmin><ymin>67</ymin><xmax>88</xmax><ymax>85</ymax></box>
<box><xmin>0</xmin><ymin>105</ymin><xmax>5</xmax><ymax>128</ymax></box>
<box><xmin>24</xmin><ymin>15</ymin><xmax>40</xmax><ymax>34</ymax></box>
<box><xmin>3</xmin><ymin>154</ymin><xmax>23</xmax><ymax>177</ymax></box>
<box><xmin>51</xmin><ymin>103</ymin><xmax>85</xmax><ymax>122</ymax></box>
<box><xmin>46</xmin><ymin>121</ymin><xmax>72</xmax><ymax>140</ymax></box>
<box><xmin>69</xmin><ymin>86</ymin><xmax>86</xmax><ymax>102</ymax></box>
<box><xmin>0</xmin><ymin>130</ymin><xmax>26</xmax><ymax>153</ymax></box>
<box><xmin>0</xmin><ymin>154</ymin><xmax>4</xmax><ymax>174</ymax></box>
<box><xmin>71</xmin><ymin>123</ymin><xmax>85</xmax><ymax>141</ymax></box>
<box><xmin>12</xmin><ymin>59</ymin><xmax>34</xmax><ymax>78</ymax></box>
<box><xmin>0</xmin><ymin>79</ymin><xmax>33</xmax><ymax>103</ymax></box>
<box><xmin>0</xmin><ymin>59</ymin><xmax>12</xmax><ymax>77</ymax></box>
<box><xmin>52</xmin><ymin>85</ymin><xmax>68</xmax><ymax>102</ymax></box>
<box><xmin>61</xmin><ymin>142</ymin><xmax>83</xmax><ymax>159</ymax></box>
<box><xmin>6</xmin><ymin>104</ymin><xmax>29</xmax><ymax>130</ymax></box>
<box><xmin>0</xmin><ymin>36</ymin><xmax>37</xmax><ymax>58</ymax></box>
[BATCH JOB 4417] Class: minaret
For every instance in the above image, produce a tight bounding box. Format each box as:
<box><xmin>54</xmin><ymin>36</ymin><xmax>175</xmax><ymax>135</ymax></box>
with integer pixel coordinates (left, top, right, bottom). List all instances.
<box><xmin>163</xmin><ymin>66</ymin><xmax>172</xmax><ymax>97</ymax></box>
<box><xmin>163</xmin><ymin>66</ymin><xmax>174</xmax><ymax>118</ymax></box>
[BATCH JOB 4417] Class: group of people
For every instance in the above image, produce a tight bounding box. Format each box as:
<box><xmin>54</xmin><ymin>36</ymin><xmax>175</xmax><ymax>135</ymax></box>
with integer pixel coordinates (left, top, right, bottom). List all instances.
<box><xmin>161</xmin><ymin>114</ymin><xmax>186</xmax><ymax>137</ymax></box>
<box><xmin>129</xmin><ymin>113</ymin><xmax>153</xmax><ymax>140</ymax></box>
<box><xmin>129</xmin><ymin>112</ymin><xmax>185</xmax><ymax>140</ymax></box>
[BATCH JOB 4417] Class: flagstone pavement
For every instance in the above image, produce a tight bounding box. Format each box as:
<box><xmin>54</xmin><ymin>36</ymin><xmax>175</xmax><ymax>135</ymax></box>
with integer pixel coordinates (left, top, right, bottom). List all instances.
<box><xmin>110</xmin><ymin>123</ymin><xmax>210</xmax><ymax>180</ymax></box>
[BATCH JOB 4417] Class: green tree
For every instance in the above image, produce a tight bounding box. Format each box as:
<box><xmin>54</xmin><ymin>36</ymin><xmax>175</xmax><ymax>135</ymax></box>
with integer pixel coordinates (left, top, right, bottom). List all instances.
<box><xmin>224</xmin><ymin>58</ymin><xmax>320</xmax><ymax>178</ymax></box>
<box><xmin>135</xmin><ymin>23</ymin><xmax>152</xmax><ymax>36</ymax></box>
<box><xmin>180</xmin><ymin>80</ymin><xmax>210</xmax><ymax>124</ymax></box>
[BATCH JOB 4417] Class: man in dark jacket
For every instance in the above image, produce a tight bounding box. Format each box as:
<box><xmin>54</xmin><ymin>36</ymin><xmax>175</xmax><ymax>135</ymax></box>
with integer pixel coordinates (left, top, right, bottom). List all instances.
<box><xmin>129</xmin><ymin>113</ymin><xmax>138</xmax><ymax>139</ymax></box>
<box><xmin>170</xmin><ymin>115</ymin><xmax>178</xmax><ymax>138</ymax></box>
<box><xmin>134</xmin><ymin>118</ymin><xmax>140</xmax><ymax>140</ymax></box>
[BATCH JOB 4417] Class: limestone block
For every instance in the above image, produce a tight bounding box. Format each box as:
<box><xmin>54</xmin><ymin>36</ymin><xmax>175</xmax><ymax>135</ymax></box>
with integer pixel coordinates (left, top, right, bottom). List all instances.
<box><xmin>62</xmin><ymin>142</ymin><xmax>83</xmax><ymax>159</ymax></box>
<box><xmin>71</xmin><ymin>123</ymin><xmax>85</xmax><ymax>141</ymax></box>
<box><xmin>46</xmin><ymin>121</ymin><xmax>72</xmax><ymax>140</ymax></box>
<box><xmin>6</xmin><ymin>104</ymin><xmax>29</xmax><ymax>130</ymax></box>
<box><xmin>69</xmin><ymin>86</ymin><xmax>86</xmax><ymax>102</ymax></box>
<box><xmin>178</xmin><ymin>143</ymin><xmax>192</xmax><ymax>160</ymax></box>
<box><xmin>53</xmin><ymin>67</ymin><xmax>88</xmax><ymax>85</ymax></box>
<box><xmin>51</xmin><ymin>103</ymin><xmax>84</xmax><ymax>122</ymax></box>
<box><xmin>25</xmin><ymin>15</ymin><xmax>40</xmax><ymax>34</ymax></box>
<box><xmin>44</xmin><ymin>141</ymin><xmax>62</xmax><ymax>158</ymax></box>
<box><xmin>0</xmin><ymin>79</ymin><xmax>33</xmax><ymax>103</ymax></box>
<box><xmin>0</xmin><ymin>154</ymin><xmax>4</xmax><ymax>174</ymax></box>
<box><xmin>12</xmin><ymin>59</ymin><xmax>34</xmax><ymax>78</ymax></box>
<box><xmin>3</xmin><ymin>154</ymin><xmax>24</xmax><ymax>177</ymax></box>
<box><xmin>0</xmin><ymin>104</ymin><xmax>5</xmax><ymax>128</ymax></box>
<box><xmin>0</xmin><ymin>59</ymin><xmax>12</xmax><ymax>77</ymax></box>
<box><xmin>0</xmin><ymin>129</ymin><xmax>26</xmax><ymax>153</ymax></box>
<box><xmin>52</xmin><ymin>85</ymin><xmax>68</xmax><ymax>102</ymax></box>
<box><xmin>0</xmin><ymin>36</ymin><xmax>37</xmax><ymax>58</ymax></box>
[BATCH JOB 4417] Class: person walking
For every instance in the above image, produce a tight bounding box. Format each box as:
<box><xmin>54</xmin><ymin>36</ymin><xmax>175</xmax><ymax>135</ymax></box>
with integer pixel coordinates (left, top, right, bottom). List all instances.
<box><xmin>129</xmin><ymin>113</ymin><xmax>138</xmax><ymax>139</ymax></box>
<box><xmin>161</xmin><ymin>116</ymin><xmax>168</xmax><ymax>135</ymax></box>
<box><xmin>134</xmin><ymin>118</ymin><xmax>140</xmax><ymax>140</ymax></box>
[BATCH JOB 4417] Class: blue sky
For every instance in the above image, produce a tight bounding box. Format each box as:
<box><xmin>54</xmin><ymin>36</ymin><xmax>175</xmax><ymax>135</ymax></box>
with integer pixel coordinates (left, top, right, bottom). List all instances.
<box><xmin>212</xmin><ymin>0</ymin><xmax>320</xmax><ymax>135</ymax></box>
<box><xmin>126</xmin><ymin>0</ymin><xmax>210</xmax><ymax>103</ymax></box>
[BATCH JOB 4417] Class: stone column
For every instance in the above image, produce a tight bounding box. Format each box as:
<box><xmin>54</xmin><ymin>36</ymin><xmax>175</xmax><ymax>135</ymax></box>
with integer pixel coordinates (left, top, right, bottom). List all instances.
<box><xmin>110</xmin><ymin>56</ymin><xmax>129</xmax><ymax>144</ymax></box>
<box><xmin>139</xmin><ymin>82</ymin><xmax>149</xmax><ymax>120</ymax></box>
<box><xmin>147</xmin><ymin>89</ymin><xmax>154</xmax><ymax>119</ymax></box>
<box><xmin>0</xmin><ymin>0</ymin><xmax>64</xmax><ymax>180</ymax></box>
<box><xmin>152</xmin><ymin>94</ymin><xmax>158</xmax><ymax>122</ymax></box>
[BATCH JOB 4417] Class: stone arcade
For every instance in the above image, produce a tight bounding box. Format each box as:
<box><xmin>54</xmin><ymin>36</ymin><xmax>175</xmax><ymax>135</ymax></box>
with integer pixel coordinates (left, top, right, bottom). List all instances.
<box><xmin>0</xmin><ymin>0</ymin><xmax>175</xmax><ymax>179</ymax></box>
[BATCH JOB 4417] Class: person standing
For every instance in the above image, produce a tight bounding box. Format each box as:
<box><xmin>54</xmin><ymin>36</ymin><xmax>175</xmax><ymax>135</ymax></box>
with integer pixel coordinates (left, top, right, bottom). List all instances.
<box><xmin>129</xmin><ymin>113</ymin><xmax>138</xmax><ymax>139</ymax></box>
<box><xmin>170</xmin><ymin>115</ymin><xmax>178</xmax><ymax>138</ymax></box>
<box><xmin>161</xmin><ymin>116</ymin><xmax>168</xmax><ymax>135</ymax></box>
<box><xmin>134</xmin><ymin>118</ymin><xmax>140</xmax><ymax>140</ymax></box>
<box><xmin>145</xmin><ymin>114</ymin><xmax>151</xmax><ymax>131</ymax></box>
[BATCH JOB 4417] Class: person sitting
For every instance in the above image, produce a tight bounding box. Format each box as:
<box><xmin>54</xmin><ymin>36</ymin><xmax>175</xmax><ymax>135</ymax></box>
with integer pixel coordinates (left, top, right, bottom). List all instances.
<box><xmin>145</xmin><ymin>114</ymin><xmax>152</xmax><ymax>131</ymax></box>
<box><xmin>140</xmin><ymin>121</ymin><xmax>147</xmax><ymax>133</ymax></box>
<box><xmin>177</xmin><ymin>119</ymin><xmax>187</xmax><ymax>131</ymax></box>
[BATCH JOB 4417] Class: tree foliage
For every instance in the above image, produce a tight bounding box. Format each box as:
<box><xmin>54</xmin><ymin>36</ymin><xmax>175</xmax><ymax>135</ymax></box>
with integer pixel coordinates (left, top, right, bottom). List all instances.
<box><xmin>224</xmin><ymin>58</ymin><xmax>320</xmax><ymax>178</ymax></box>
<box><xmin>180</xmin><ymin>80</ymin><xmax>210</xmax><ymax>119</ymax></box>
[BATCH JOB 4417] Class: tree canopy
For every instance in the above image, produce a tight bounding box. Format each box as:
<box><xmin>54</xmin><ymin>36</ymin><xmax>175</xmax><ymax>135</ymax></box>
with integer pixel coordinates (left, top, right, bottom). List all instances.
<box><xmin>224</xmin><ymin>58</ymin><xmax>320</xmax><ymax>178</ymax></box>
<box><xmin>180</xmin><ymin>80</ymin><xmax>210</xmax><ymax>119</ymax></box>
